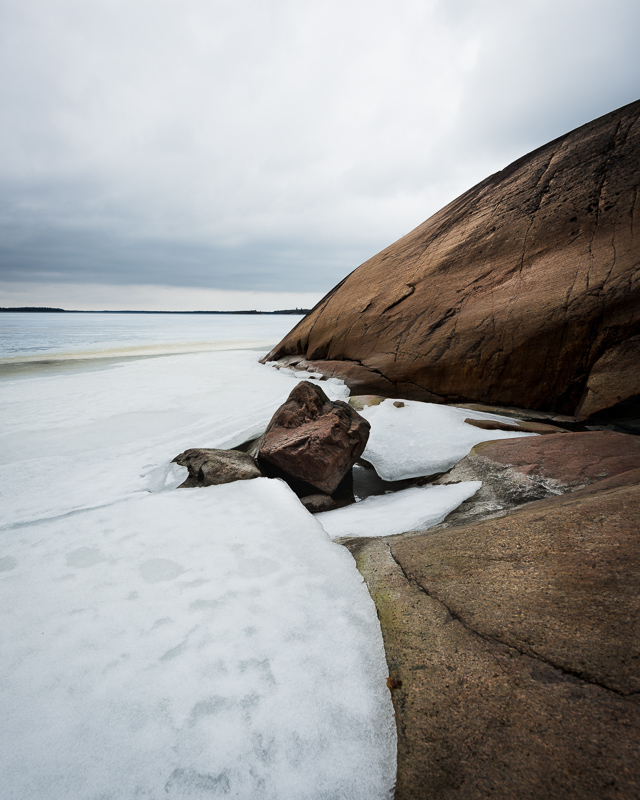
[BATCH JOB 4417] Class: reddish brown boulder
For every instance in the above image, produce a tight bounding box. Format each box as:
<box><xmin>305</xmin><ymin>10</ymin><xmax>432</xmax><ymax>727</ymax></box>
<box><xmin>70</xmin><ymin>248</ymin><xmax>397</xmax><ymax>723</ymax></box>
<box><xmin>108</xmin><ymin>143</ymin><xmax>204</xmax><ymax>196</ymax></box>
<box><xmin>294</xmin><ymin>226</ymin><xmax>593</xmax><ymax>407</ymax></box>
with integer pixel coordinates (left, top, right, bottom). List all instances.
<box><xmin>263</xmin><ymin>100</ymin><xmax>640</xmax><ymax>419</ymax></box>
<box><xmin>257</xmin><ymin>381</ymin><xmax>370</xmax><ymax>495</ymax></box>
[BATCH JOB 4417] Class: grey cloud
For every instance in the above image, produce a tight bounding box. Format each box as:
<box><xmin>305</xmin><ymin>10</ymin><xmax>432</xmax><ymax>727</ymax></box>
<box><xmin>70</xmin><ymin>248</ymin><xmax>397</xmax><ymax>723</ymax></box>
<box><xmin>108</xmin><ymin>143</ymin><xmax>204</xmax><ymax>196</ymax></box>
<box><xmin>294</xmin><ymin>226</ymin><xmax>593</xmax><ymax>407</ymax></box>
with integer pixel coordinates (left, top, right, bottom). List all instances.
<box><xmin>452</xmin><ymin>1</ymin><xmax>640</xmax><ymax>157</ymax></box>
<box><xmin>0</xmin><ymin>213</ymin><xmax>370</xmax><ymax>293</ymax></box>
<box><xmin>0</xmin><ymin>0</ymin><xmax>638</xmax><ymax>298</ymax></box>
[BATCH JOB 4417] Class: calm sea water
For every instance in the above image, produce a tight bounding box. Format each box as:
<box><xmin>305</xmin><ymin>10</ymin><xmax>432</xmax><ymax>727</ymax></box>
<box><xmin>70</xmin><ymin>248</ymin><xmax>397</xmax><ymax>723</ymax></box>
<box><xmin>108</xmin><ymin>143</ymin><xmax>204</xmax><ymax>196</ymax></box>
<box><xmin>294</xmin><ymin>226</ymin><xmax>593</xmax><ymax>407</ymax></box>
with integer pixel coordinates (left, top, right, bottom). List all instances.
<box><xmin>0</xmin><ymin>313</ymin><xmax>302</xmax><ymax>362</ymax></box>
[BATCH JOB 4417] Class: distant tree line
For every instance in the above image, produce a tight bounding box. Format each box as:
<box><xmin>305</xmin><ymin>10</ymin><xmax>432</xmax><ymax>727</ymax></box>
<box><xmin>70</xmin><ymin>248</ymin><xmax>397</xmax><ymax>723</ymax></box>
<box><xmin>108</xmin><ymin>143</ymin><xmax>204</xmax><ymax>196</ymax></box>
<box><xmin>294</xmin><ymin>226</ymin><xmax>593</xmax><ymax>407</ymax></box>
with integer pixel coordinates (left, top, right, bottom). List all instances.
<box><xmin>0</xmin><ymin>306</ymin><xmax>67</xmax><ymax>312</ymax></box>
<box><xmin>0</xmin><ymin>307</ymin><xmax>310</xmax><ymax>315</ymax></box>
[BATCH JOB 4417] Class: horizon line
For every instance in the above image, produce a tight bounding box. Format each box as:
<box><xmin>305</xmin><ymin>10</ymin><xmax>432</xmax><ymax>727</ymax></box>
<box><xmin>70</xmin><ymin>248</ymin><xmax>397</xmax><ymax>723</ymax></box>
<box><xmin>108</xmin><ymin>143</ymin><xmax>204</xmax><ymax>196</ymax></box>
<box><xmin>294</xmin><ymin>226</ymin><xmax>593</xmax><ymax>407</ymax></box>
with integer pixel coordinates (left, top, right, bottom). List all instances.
<box><xmin>0</xmin><ymin>306</ymin><xmax>310</xmax><ymax>315</ymax></box>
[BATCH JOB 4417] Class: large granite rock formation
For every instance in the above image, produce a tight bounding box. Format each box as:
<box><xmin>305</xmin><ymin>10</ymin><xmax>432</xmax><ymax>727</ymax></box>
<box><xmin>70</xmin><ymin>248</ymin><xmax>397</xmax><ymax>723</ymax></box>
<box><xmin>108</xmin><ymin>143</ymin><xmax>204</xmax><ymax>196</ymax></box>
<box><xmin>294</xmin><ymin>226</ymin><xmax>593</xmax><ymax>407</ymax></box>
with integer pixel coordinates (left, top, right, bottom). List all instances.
<box><xmin>264</xmin><ymin>100</ymin><xmax>640</xmax><ymax>419</ymax></box>
<box><xmin>345</xmin><ymin>457</ymin><xmax>640</xmax><ymax>799</ymax></box>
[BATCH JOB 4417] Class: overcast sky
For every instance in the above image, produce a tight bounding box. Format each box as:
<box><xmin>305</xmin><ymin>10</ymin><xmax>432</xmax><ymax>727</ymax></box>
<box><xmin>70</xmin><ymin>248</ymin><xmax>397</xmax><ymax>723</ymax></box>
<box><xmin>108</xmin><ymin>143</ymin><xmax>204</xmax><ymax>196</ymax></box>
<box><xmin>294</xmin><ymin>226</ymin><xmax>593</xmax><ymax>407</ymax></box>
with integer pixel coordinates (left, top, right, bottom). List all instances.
<box><xmin>1</xmin><ymin>0</ymin><xmax>638</xmax><ymax>310</ymax></box>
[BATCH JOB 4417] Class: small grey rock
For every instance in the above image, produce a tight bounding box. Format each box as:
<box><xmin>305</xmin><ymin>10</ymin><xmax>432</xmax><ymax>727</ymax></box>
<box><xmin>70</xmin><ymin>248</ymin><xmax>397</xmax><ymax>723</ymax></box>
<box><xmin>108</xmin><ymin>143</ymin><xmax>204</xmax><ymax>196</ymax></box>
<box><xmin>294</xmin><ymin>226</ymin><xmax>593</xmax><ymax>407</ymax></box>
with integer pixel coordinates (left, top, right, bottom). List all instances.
<box><xmin>300</xmin><ymin>493</ymin><xmax>338</xmax><ymax>513</ymax></box>
<box><xmin>172</xmin><ymin>448</ymin><xmax>262</xmax><ymax>488</ymax></box>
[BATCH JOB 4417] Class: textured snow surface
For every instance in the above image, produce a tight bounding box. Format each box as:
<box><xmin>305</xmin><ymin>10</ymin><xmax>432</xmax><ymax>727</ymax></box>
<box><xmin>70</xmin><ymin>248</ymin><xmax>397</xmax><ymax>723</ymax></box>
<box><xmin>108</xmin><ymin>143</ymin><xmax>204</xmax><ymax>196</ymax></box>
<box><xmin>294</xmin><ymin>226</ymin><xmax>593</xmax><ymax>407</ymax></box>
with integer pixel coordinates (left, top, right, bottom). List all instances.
<box><xmin>0</xmin><ymin>350</ymin><xmax>395</xmax><ymax>800</ymax></box>
<box><xmin>2</xmin><ymin>480</ymin><xmax>395</xmax><ymax>799</ymax></box>
<box><xmin>317</xmin><ymin>482</ymin><xmax>482</xmax><ymax>540</ymax></box>
<box><xmin>360</xmin><ymin>399</ymin><xmax>536</xmax><ymax>481</ymax></box>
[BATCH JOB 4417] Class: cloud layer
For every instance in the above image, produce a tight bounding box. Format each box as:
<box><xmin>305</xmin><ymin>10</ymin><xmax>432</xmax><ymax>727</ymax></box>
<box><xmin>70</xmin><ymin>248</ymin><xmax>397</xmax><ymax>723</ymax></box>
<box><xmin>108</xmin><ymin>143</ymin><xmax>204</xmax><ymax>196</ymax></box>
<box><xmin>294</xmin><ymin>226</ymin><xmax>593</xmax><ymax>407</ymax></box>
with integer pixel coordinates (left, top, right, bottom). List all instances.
<box><xmin>1</xmin><ymin>0</ymin><xmax>638</xmax><ymax>308</ymax></box>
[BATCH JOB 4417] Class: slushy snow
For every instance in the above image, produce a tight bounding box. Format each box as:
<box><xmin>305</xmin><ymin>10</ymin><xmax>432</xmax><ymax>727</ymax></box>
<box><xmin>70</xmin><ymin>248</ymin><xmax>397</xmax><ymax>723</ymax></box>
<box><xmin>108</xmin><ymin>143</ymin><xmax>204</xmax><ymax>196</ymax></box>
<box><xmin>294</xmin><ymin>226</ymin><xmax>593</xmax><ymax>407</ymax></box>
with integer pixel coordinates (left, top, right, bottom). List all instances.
<box><xmin>316</xmin><ymin>482</ymin><xmax>482</xmax><ymax>540</ymax></box>
<box><xmin>359</xmin><ymin>398</ymin><xmax>536</xmax><ymax>481</ymax></box>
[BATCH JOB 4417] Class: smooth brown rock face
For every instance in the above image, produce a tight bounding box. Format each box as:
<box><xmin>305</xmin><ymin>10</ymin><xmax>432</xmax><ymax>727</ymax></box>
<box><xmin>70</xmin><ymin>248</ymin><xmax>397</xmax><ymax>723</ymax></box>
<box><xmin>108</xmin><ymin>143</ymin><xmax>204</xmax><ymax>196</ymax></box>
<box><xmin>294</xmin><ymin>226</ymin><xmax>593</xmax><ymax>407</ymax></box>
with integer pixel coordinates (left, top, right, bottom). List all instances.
<box><xmin>172</xmin><ymin>448</ymin><xmax>262</xmax><ymax>487</ymax></box>
<box><xmin>346</xmin><ymin>473</ymin><xmax>640</xmax><ymax>800</ymax></box>
<box><xmin>466</xmin><ymin>429</ymin><xmax>640</xmax><ymax>485</ymax></box>
<box><xmin>257</xmin><ymin>381</ymin><xmax>370</xmax><ymax>495</ymax></box>
<box><xmin>576</xmin><ymin>333</ymin><xmax>640</xmax><ymax>418</ymax></box>
<box><xmin>264</xmin><ymin>100</ymin><xmax>640</xmax><ymax>418</ymax></box>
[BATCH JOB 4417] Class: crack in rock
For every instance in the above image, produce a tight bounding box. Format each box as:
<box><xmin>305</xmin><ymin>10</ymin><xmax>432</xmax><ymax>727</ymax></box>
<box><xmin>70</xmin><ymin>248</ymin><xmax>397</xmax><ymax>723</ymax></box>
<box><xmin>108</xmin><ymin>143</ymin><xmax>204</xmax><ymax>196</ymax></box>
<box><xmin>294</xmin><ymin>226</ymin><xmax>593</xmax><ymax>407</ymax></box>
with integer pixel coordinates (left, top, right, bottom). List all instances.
<box><xmin>384</xmin><ymin>541</ymin><xmax>635</xmax><ymax>699</ymax></box>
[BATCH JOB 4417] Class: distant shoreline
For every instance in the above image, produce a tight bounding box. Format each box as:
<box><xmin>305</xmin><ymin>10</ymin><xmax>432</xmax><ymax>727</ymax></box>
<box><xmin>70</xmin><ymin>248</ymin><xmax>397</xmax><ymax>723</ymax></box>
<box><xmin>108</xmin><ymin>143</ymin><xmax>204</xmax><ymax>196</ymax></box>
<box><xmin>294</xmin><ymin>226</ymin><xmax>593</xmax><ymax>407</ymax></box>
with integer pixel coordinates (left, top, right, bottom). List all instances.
<box><xmin>0</xmin><ymin>307</ymin><xmax>309</xmax><ymax>315</ymax></box>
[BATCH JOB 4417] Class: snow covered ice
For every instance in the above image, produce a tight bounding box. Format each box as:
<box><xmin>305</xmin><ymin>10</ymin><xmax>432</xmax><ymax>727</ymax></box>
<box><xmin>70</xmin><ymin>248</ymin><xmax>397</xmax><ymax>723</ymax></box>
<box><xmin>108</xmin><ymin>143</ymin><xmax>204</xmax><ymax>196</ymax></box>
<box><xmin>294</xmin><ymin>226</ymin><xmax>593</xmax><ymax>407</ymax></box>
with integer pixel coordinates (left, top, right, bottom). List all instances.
<box><xmin>0</xmin><ymin>314</ymin><xmax>537</xmax><ymax>799</ymax></box>
<box><xmin>0</xmin><ymin>348</ymin><xmax>347</xmax><ymax>526</ymax></box>
<box><xmin>0</xmin><ymin>329</ymin><xmax>393</xmax><ymax>800</ymax></box>
<box><xmin>316</xmin><ymin>482</ymin><xmax>482</xmax><ymax>540</ymax></box>
<box><xmin>2</xmin><ymin>480</ymin><xmax>396</xmax><ymax>799</ymax></box>
<box><xmin>358</xmin><ymin>398</ymin><xmax>536</xmax><ymax>481</ymax></box>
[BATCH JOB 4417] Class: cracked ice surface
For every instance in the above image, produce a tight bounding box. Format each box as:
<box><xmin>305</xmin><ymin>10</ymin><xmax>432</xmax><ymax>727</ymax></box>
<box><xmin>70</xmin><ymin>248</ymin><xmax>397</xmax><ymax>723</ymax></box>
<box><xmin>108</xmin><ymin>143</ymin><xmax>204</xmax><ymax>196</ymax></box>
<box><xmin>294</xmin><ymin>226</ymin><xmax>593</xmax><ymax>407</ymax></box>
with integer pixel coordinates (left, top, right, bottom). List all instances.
<box><xmin>0</xmin><ymin>349</ymin><xmax>348</xmax><ymax>525</ymax></box>
<box><xmin>0</xmin><ymin>348</ymin><xmax>395</xmax><ymax>800</ymax></box>
<box><xmin>359</xmin><ymin>399</ymin><xmax>536</xmax><ymax>481</ymax></box>
<box><xmin>316</xmin><ymin>481</ymin><xmax>482</xmax><ymax>540</ymax></box>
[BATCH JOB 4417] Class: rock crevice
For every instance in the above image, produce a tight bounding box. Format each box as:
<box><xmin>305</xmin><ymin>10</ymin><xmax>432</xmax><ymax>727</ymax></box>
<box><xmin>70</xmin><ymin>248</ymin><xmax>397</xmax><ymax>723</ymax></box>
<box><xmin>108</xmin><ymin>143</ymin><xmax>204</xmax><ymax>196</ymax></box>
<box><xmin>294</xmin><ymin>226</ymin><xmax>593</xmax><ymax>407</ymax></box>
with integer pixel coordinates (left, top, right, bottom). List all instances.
<box><xmin>385</xmin><ymin>533</ymin><xmax>635</xmax><ymax>699</ymax></box>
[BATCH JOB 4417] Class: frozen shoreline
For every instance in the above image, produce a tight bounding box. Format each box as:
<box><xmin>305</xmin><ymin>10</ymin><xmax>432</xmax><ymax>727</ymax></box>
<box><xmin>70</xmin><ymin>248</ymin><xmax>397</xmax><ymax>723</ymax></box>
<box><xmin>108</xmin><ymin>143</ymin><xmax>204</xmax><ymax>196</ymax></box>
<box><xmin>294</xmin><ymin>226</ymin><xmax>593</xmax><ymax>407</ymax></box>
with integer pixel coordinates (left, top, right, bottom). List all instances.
<box><xmin>0</xmin><ymin>343</ymin><xmax>276</xmax><ymax>382</ymax></box>
<box><xmin>0</xmin><ymin>339</ymin><xmax>278</xmax><ymax>367</ymax></box>
<box><xmin>0</xmin><ymin>347</ymin><xmax>398</xmax><ymax>799</ymax></box>
<box><xmin>0</xmin><ymin>330</ymin><xmax>539</xmax><ymax>799</ymax></box>
<box><xmin>0</xmin><ymin>311</ymin><xmax>304</xmax><ymax>363</ymax></box>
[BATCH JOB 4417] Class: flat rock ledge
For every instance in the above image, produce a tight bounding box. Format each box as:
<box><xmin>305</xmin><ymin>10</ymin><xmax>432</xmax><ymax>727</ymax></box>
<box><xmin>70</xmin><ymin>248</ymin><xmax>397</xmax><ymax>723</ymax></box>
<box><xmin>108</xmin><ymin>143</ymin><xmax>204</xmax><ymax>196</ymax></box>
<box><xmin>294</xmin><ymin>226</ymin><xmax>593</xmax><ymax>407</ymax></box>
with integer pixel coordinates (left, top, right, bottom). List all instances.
<box><xmin>345</xmin><ymin>474</ymin><xmax>640</xmax><ymax>799</ymax></box>
<box><xmin>343</xmin><ymin>435</ymin><xmax>640</xmax><ymax>799</ymax></box>
<box><xmin>434</xmin><ymin>430</ymin><xmax>640</xmax><ymax>527</ymax></box>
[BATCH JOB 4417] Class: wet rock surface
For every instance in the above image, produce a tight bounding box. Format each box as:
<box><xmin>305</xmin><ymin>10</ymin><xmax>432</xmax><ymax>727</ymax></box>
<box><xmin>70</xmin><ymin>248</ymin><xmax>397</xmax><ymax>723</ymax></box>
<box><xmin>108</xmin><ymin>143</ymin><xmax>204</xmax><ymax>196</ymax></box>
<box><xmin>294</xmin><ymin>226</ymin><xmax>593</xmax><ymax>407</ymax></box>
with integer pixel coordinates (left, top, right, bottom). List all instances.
<box><xmin>346</xmin><ymin>468</ymin><xmax>640</xmax><ymax>799</ymax></box>
<box><xmin>263</xmin><ymin>100</ymin><xmax>640</xmax><ymax>418</ymax></box>
<box><xmin>257</xmin><ymin>381</ymin><xmax>370</xmax><ymax>495</ymax></box>
<box><xmin>172</xmin><ymin>448</ymin><xmax>262</xmax><ymax>488</ymax></box>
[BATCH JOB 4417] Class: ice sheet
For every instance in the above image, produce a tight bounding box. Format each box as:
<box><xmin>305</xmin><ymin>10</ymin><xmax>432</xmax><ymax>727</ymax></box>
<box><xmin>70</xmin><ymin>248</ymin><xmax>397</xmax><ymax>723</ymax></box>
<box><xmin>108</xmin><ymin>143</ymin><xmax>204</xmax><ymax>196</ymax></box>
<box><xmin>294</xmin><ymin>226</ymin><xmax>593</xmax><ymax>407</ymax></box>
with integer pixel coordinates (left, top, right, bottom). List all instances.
<box><xmin>316</xmin><ymin>481</ymin><xmax>482</xmax><ymax>539</ymax></box>
<box><xmin>0</xmin><ymin>347</ymin><xmax>397</xmax><ymax>799</ymax></box>
<box><xmin>359</xmin><ymin>399</ymin><xmax>537</xmax><ymax>481</ymax></box>
<box><xmin>0</xmin><ymin>479</ymin><xmax>396</xmax><ymax>799</ymax></box>
<box><xmin>0</xmin><ymin>311</ymin><xmax>305</xmax><ymax>362</ymax></box>
<box><xmin>0</xmin><ymin>350</ymin><xmax>347</xmax><ymax>525</ymax></box>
